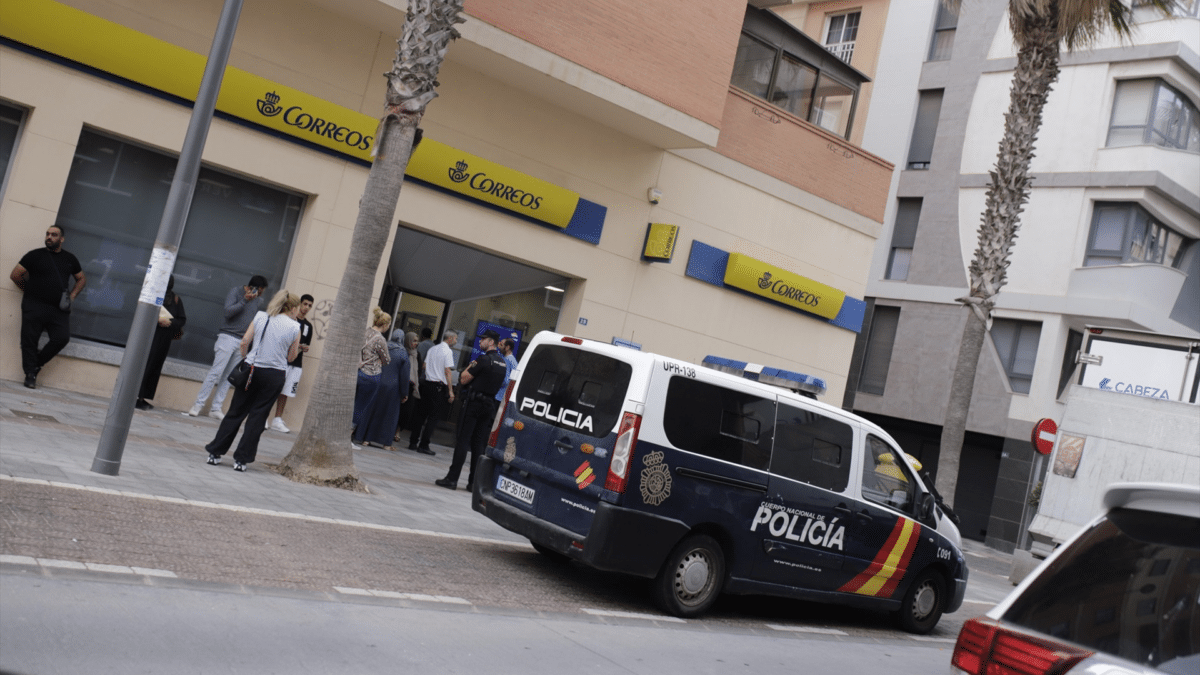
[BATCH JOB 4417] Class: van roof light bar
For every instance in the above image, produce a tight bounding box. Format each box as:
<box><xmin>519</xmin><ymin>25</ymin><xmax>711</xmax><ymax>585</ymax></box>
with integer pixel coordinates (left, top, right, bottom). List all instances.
<box><xmin>702</xmin><ymin>356</ymin><xmax>826</xmax><ymax>397</ymax></box>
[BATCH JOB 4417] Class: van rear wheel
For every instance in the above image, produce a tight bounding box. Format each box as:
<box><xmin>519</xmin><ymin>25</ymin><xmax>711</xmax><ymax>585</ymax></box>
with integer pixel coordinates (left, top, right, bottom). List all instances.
<box><xmin>653</xmin><ymin>534</ymin><xmax>725</xmax><ymax>618</ymax></box>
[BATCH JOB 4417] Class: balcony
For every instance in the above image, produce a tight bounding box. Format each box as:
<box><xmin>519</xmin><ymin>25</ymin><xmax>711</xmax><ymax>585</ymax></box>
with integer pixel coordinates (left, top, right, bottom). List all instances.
<box><xmin>1066</xmin><ymin>263</ymin><xmax>1193</xmax><ymax>332</ymax></box>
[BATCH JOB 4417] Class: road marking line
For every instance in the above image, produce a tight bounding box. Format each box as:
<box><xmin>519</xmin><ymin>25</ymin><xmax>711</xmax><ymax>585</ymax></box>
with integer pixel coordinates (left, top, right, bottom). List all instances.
<box><xmin>910</xmin><ymin>636</ymin><xmax>956</xmax><ymax>643</ymax></box>
<box><xmin>582</xmin><ymin>608</ymin><xmax>686</xmax><ymax>623</ymax></box>
<box><xmin>766</xmin><ymin>624</ymin><xmax>848</xmax><ymax>635</ymax></box>
<box><xmin>1</xmin><ymin>474</ymin><xmax>527</xmax><ymax>549</ymax></box>
<box><xmin>0</xmin><ymin>555</ymin><xmax>178</xmax><ymax>578</ymax></box>
<box><xmin>334</xmin><ymin>587</ymin><xmax>471</xmax><ymax>604</ymax></box>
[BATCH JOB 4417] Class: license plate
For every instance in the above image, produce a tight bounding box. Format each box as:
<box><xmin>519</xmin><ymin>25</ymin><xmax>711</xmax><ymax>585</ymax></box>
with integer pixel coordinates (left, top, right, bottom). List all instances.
<box><xmin>497</xmin><ymin>475</ymin><xmax>535</xmax><ymax>505</ymax></box>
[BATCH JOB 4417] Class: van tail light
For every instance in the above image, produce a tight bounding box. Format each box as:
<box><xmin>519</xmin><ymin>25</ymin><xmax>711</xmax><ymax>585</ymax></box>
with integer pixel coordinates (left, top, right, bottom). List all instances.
<box><xmin>952</xmin><ymin>618</ymin><xmax>1092</xmax><ymax>675</ymax></box>
<box><xmin>603</xmin><ymin>412</ymin><xmax>642</xmax><ymax>493</ymax></box>
<box><xmin>488</xmin><ymin>380</ymin><xmax>517</xmax><ymax>449</ymax></box>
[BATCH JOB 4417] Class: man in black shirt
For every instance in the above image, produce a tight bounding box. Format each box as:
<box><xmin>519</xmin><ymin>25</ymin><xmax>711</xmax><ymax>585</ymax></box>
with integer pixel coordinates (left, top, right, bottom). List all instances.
<box><xmin>436</xmin><ymin>329</ymin><xmax>508</xmax><ymax>491</ymax></box>
<box><xmin>9</xmin><ymin>225</ymin><xmax>86</xmax><ymax>389</ymax></box>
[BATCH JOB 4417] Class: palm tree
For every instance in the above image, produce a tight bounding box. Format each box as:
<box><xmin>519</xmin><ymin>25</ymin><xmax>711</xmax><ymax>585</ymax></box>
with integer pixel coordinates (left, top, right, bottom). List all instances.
<box><xmin>935</xmin><ymin>0</ymin><xmax>1176</xmax><ymax>505</ymax></box>
<box><xmin>279</xmin><ymin>0</ymin><xmax>465</xmax><ymax>488</ymax></box>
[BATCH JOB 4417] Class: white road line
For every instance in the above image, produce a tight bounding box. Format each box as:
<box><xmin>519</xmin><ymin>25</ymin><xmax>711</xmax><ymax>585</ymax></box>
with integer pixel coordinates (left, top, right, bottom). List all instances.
<box><xmin>582</xmin><ymin>608</ymin><xmax>686</xmax><ymax>623</ymax></box>
<box><xmin>333</xmin><ymin>587</ymin><xmax>470</xmax><ymax>604</ymax></box>
<box><xmin>910</xmin><ymin>636</ymin><xmax>956</xmax><ymax>643</ymax></box>
<box><xmin>765</xmin><ymin>624</ymin><xmax>848</xmax><ymax>635</ymax></box>
<box><xmin>0</xmin><ymin>554</ymin><xmax>177</xmax><ymax>578</ymax></box>
<box><xmin>1</xmin><ymin>475</ymin><xmax>526</xmax><ymax>548</ymax></box>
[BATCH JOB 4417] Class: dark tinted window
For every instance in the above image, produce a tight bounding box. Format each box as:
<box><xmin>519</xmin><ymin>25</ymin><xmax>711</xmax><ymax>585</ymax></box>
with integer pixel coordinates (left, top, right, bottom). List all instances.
<box><xmin>514</xmin><ymin>345</ymin><xmax>632</xmax><ymax>438</ymax></box>
<box><xmin>1003</xmin><ymin>508</ymin><xmax>1200</xmax><ymax>670</ymax></box>
<box><xmin>770</xmin><ymin>403</ymin><xmax>853</xmax><ymax>492</ymax></box>
<box><xmin>663</xmin><ymin>377</ymin><xmax>774</xmax><ymax>471</ymax></box>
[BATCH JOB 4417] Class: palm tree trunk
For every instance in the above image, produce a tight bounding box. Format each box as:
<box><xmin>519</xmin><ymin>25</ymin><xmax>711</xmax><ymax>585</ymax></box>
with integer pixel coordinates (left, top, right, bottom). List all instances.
<box><xmin>935</xmin><ymin>8</ymin><xmax>1059</xmax><ymax>506</ymax></box>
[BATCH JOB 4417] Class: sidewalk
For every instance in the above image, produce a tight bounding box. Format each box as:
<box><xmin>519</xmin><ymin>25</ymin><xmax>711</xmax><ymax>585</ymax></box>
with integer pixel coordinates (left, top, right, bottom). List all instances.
<box><xmin>0</xmin><ymin>378</ymin><xmax>522</xmax><ymax>544</ymax></box>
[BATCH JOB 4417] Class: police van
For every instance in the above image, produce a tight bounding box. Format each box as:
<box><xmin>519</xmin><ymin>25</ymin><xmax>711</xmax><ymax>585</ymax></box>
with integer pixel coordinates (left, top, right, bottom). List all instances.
<box><xmin>473</xmin><ymin>332</ymin><xmax>967</xmax><ymax>633</ymax></box>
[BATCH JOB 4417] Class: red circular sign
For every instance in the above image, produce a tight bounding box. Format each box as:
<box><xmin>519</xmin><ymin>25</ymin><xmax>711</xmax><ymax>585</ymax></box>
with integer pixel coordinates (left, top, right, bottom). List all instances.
<box><xmin>1031</xmin><ymin>418</ymin><xmax>1058</xmax><ymax>455</ymax></box>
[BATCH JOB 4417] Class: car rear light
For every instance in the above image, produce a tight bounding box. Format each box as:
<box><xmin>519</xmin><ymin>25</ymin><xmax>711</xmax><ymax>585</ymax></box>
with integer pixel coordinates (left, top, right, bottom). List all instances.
<box><xmin>603</xmin><ymin>411</ymin><xmax>641</xmax><ymax>493</ymax></box>
<box><xmin>952</xmin><ymin>618</ymin><xmax>1092</xmax><ymax>675</ymax></box>
<box><xmin>488</xmin><ymin>380</ymin><xmax>517</xmax><ymax>449</ymax></box>
<box><xmin>561</xmin><ymin>336</ymin><xmax>583</xmax><ymax>345</ymax></box>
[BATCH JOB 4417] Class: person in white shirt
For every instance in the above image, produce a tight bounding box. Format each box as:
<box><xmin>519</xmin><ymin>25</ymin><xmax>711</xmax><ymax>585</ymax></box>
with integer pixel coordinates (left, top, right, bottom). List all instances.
<box><xmin>203</xmin><ymin>290</ymin><xmax>301</xmax><ymax>472</ymax></box>
<box><xmin>407</xmin><ymin>329</ymin><xmax>457</xmax><ymax>454</ymax></box>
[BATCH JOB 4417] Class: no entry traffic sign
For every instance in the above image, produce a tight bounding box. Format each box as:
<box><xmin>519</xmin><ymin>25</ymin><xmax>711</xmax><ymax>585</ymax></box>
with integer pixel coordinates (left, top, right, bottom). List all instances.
<box><xmin>1031</xmin><ymin>418</ymin><xmax>1058</xmax><ymax>455</ymax></box>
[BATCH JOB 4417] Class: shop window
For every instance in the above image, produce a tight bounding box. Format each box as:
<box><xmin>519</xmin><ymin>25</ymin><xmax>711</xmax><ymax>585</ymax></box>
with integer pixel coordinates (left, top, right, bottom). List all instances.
<box><xmin>887</xmin><ymin>198</ymin><xmax>922</xmax><ymax>280</ymax></box>
<box><xmin>771</xmin><ymin>403</ymin><xmax>853</xmax><ymax>493</ymax></box>
<box><xmin>730</xmin><ymin>31</ymin><xmax>859</xmax><ymax>139</ymax></box>
<box><xmin>664</xmin><ymin>377</ymin><xmax>775</xmax><ymax>471</ymax></box>
<box><xmin>824</xmin><ymin>11</ymin><xmax>860</xmax><ymax>64</ymax></box>
<box><xmin>907</xmin><ymin>89</ymin><xmax>943</xmax><ymax>169</ymax></box>
<box><xmin>990</xmin><ymin>319</ymin><xmax>1041</xmax><ymax>394</ymax></box>
<box><xmin>56</xmin><ymin>129</ymin><xmax>303</xmax><ymax>365</ymax></box>
<box><xmin>1085</xmin><ymin>202</ymin><xmax>1191</xmax><ymax>268</ymax></box>
<box><xmin>862</xmin><ymin>435</ymin><xmax>916</xmax><ymax>514</ymax></box>
<box><xmin>928</xmin><ymin>0</ymin><xmax>958</xmax><ymax>61</ymax></box>
<box><xmin>858</xmin><ymin>305</ymin><xmax>900</xmax><ymax>395</ymax></box>
<box><xmin>0</xmin><ymin>102</ymin><xmax>27</xmax><ymax>197</ymax></box>
<box><xmin>1057</xmin><ymin>329</ymin><xmax>1084</xmax><ymax>398</ymax></box>
<box><xmin>1107</xmin><ymin>79</ymin><xmax>1200</xmax><ymax>153</ymax></box>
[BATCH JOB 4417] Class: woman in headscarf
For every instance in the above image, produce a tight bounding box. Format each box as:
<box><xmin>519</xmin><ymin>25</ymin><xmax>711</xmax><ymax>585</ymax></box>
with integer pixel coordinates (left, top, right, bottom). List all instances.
<box><xmin>354</xmin><ymin>328</ymin><xmax>411</xmax><ymax>451</ymax></box>
<box><xmin>136</xmin><ymin>274</ymin><xmax>186</xmax><ymax>410</ymax></box>
<box><xmin>352</xmin><ymin>307</ymin><xmax>391</xmax><ymax>432</ymax></box>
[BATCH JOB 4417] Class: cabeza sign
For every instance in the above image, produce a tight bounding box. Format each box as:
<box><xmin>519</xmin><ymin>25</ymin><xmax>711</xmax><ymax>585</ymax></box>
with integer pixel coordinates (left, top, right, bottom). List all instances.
<box><xmin>723</xmin><ymin>253</ymin><xmax>846</xmax><ymax>320</ymax></box>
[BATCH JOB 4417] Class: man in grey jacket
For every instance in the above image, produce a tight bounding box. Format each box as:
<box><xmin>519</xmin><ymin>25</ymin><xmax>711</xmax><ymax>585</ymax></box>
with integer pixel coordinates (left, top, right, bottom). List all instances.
<box><xmin>184</xmin><ymin>275</ymin><xmax>267</xmax><ymax>419</ymax></box>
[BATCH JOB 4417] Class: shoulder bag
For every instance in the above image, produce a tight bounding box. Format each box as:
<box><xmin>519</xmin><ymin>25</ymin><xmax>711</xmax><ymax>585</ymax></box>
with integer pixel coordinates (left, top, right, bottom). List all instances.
<box><xmin>228</xmin><ymin>316</ymin><xmax>271</xmax><ymax>391</ymax></box>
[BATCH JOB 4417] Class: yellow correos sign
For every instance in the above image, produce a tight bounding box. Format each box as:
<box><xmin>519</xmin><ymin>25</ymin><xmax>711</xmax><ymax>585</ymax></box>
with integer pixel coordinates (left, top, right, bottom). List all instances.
<box><xmin>1</xmin><ymin>0</ymin><xmax>585</xmax><ymax>230</ymax></box>
<box><xmin>724</xmin><ymin>253</ymin><xmax>846</xmax><ymax>320</ymax></box>
<box><xmin>407</xmin><ymin>140</ymin><xmax>579</xmax><ymax>229</ymax></box>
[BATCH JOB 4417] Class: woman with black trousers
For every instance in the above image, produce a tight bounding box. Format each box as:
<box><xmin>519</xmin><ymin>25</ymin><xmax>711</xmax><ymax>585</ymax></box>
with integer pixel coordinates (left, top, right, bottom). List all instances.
<box><xmin>204</xmin><ymin>290</ymin><xmax>301</xmax><ymax>472</ymax></box>
<box><xmin>136</xmin><ymin>274</ymin><xmax>186</xmax><ymax>410</ymax></box>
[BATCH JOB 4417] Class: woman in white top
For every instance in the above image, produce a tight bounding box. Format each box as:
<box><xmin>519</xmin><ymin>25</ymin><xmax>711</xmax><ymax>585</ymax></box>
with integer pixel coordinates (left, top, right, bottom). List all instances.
<box><xmin>205</xmin><ymin>290</ymin><xmax>302</xmax><ymax>472</ymax></box>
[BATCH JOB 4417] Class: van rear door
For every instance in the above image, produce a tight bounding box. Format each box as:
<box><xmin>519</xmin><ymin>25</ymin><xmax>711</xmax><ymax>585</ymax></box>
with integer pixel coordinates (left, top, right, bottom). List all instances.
<box><xmin>493</xmin><ymin>340</ymin><xmax>634</xmax><ymax>537</ymax></box>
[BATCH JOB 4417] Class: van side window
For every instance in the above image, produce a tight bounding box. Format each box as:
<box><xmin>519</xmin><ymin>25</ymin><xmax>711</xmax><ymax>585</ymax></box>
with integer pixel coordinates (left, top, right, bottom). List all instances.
<box><xmin>862</xmin><ymin>435</ymin><xmax>916</xmax><ymax>514</ymax></box>
<box><xmin>770</xmin><ymin>403</ymin><xmax>853</xmax><ymax>493</ymax></box>
<box><xmin>515</xmin><ymin>345</ymin><xmax>633</xmax><ymax>438</ymax></box>
<box><xmin>663</xmin><ymin>377</ymin><xmax>775</xmax><ymax>471</ymax></box>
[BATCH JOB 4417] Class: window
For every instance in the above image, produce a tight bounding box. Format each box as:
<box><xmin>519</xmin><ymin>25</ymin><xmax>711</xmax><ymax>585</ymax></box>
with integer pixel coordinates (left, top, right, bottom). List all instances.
<box><xmin>858</xmin><ymin>305</ymin><xmax>900</xmax><ymax>395</ymax></box>
<box><xmin>907</xmin><ymin>89</ymin><xmax>943</xmax><ymax>169</ymax></box>
<box><xmin>663</xmin><ymin>377</ymin><xmax>775</xmax><ymax>471</ymax></box>
<box><xmin>56</xmin><ymin>129</ymin><xmax>304</xmax><ymax>366</ymax></box>
<box><xmin>1108</xmin><ymin>79</ymin><xmax>1200</xmax><ymax>153</ymax></box>
<box><xmin>771</xmin><ymin>403</ymin><xmax>854</xmax><ymax>493</ymax></box>
<box><xmin>0</xmin><ymin>102</ymin><xmax>26</xmax><ymax>197</ymax></box>
<box><xmin>990</xmin><ymin>319</ymin><xmax>1041</xmax><ymax>394</ymax></box>
<box><xmin>516</xmin><ymin>345</ymin><xmax>633</xmax><ymax>439</ymax></box>
<box><xmin>1085</xmin><ymin>203</ymin><xmax>1191</xmax><ymax>268</ymax></box>
<box><xmin>1057</xmin><ymin>329</ymin><xmax>1084</xmax><ymax>398</ymax></box>
<box><xmin>824</xmin><ymin>11</ymin><xmax>860</xmax><ymax>64</ymax></box>
<box><xmin>928</xmin><ymin>0</ymin><xmax>959</xmax><ymax>61</ymax></box>
<box><xmin>862</xmin><ymin>435</ymin><xmax>916</xmax><ymax>514</ymax></box>
<box><xmin>730</xmin><ymin>31</ymin><xmax>859</xmax><ymax>139</ymax></box>
<box><xmin>887</xmin><ymin>198</ymin><xmax>922</xmax><ymax>280</ymax></box>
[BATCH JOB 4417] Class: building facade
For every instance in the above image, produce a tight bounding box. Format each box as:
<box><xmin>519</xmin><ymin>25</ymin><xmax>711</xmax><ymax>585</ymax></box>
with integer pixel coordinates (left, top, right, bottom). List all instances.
<box><xmin>846</xmin><ymin>0</ymin><xmax>1199</xmax><ymax>550</ymax></box>
<box><xmin>1</xmin><ymin>1</ymin><xmax>893</xmax><ymax>431</ymax></box>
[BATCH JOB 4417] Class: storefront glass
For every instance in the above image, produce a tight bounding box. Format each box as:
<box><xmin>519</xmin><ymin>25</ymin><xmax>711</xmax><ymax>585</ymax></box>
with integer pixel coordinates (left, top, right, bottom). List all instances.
<box><xmin>55</xmin><ymin>128</ymin><xmax>303</xmax><ymax>364</ymax></box>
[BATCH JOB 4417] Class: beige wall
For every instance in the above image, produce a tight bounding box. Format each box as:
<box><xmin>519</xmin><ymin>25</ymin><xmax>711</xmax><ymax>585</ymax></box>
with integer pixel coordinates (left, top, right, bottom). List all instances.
<box><xmin>1</xmin><ymin>0</ymin><xmax>884</xmax><ymax>424</ymax></box>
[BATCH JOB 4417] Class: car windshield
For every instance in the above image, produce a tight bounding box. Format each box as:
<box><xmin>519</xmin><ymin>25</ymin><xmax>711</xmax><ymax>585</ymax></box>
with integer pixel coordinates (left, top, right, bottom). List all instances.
<box><xmin>1002</xmin><ymin>507</ymin><xmax>1200</xmax><ymax>671</ymax></box>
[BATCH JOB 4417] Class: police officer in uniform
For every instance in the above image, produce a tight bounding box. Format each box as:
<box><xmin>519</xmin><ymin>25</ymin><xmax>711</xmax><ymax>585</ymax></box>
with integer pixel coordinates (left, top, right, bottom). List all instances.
<box><xmin>436</xmin><ymin>329</ymin><xmax>508</xmax><ymax>491</ymax></box>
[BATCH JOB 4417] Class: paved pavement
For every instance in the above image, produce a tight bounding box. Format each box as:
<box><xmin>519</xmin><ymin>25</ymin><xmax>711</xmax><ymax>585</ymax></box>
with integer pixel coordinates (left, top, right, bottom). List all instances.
<box><xmin>0</xmin><ymin>377</ymin><xmax>1017</xmax><ymax>625</ymax></box>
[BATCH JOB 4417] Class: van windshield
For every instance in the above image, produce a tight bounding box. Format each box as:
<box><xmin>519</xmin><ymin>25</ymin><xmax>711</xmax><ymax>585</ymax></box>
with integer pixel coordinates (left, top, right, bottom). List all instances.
<box><xmin>515</xmin><ymin>344</ymin><xmax>633</xmax><ymax>438</ymax></box>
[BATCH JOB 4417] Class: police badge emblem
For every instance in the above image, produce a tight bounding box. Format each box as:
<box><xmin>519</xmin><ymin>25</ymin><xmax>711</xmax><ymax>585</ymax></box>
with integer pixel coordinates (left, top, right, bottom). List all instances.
<box><xmin>503</xmin><ymin>436</ymin><xmax>517</xmax><ymax>464</ymax></box>
<box><xmin>639</xmin><ymin>451</ymin><xmax>672</xmax><ymax>506</ymax></box>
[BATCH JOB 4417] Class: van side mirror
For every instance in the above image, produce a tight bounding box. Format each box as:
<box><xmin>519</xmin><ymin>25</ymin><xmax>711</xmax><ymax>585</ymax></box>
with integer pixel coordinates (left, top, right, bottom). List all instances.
<box><xmin>918</xmin><ymin>492</ymin><xmax>935</xmax><ymax>521</ymax></box>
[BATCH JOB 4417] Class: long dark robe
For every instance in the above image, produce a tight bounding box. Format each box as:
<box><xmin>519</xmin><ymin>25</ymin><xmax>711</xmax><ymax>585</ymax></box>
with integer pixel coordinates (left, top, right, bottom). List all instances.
<box><xmin>139</xmin><ymin>293</ymin><xmax>186</xmax><ymax>400</ymax></box>
<box><xmin>354</xmin><ymin>343</ymin><xmax>411</xmax><ymax>447</ymax></box>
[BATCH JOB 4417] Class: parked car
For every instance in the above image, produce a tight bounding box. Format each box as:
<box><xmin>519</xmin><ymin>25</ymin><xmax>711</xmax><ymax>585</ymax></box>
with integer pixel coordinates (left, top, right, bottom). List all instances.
<box><xmin>951</xmin><ymin>482</ymin><xmax>1200</xmax><ymax>675</ymax></box>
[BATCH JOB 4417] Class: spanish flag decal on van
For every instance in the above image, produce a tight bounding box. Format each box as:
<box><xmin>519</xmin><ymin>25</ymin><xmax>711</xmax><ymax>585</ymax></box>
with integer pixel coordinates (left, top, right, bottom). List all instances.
<box><xmin>839</xmin><ymin>518</ymin><xmax>921</xmax><ymax>598</ymax></box>
<box><xmin>574</xmin><ymin>461</ymin><xmax>595</xmax><ymax>489</ymax></box>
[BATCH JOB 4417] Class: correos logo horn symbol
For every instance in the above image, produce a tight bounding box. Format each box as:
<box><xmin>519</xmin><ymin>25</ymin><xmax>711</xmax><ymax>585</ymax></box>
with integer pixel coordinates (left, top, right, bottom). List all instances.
<box><xmin>257</xmin><ymin>91</ymin><xmax>283</xmax><ymax>117</ymax></box>
<box><xmin>757</xmin><ymin>272</ymin><xmax>772</xmax><ymax>290</ymax></box>
<box><xmin>449</xmin><ymin>160</ymin><xmax>470</xmax><ymax>183</ymax></box>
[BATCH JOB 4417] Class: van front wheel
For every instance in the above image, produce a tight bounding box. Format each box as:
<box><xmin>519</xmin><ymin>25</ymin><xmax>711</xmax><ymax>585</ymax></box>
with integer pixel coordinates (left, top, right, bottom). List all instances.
<box><xmin>895</xmin><ymin>568</ymin><xmax>946</xmax><ymax>634</ymax></box>
<box><xmin>653</xmin><ymin>534</ymin><xmax>725</xmax><ymax>618</ymax></box>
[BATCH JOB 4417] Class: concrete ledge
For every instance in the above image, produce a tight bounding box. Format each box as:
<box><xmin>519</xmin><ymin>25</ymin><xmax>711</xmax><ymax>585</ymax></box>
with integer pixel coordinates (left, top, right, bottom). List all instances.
<box><xmin>57</xmin><ymin>340</ymin><xmax>209</xmax><ymax>382</ymax></box>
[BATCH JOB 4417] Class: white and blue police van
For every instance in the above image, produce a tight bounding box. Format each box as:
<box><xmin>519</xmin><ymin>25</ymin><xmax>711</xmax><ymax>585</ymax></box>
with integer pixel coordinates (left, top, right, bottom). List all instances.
<box><xmin>473</xmin><ymin>332</ymin><xmax>967</xmax><ymax>633</ymax></box>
